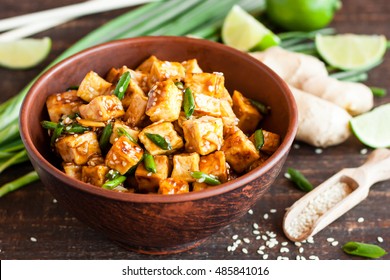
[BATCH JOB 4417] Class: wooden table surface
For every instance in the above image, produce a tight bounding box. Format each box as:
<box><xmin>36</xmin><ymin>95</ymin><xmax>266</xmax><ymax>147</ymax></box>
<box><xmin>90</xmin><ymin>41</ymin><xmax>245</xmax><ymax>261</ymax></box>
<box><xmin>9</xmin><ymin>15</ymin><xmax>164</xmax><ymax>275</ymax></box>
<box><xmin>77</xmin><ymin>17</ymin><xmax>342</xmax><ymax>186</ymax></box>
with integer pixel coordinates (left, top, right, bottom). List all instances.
<box><xmin>1</xmin><ymin>0</ymin><xmax>389</xmax><ymax>260</ymax></box>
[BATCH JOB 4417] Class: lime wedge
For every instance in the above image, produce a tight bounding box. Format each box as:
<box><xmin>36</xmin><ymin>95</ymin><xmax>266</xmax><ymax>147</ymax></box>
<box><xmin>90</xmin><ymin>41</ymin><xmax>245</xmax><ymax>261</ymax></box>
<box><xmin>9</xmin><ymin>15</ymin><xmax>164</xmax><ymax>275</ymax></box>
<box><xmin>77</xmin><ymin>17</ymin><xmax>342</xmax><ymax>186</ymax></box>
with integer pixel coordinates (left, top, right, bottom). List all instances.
<box><xmin>0</xmin><ymin>37</ymin><xmax>52</xmax><ymax>69</ymax></box>
<box><xmin>350</xmin><ymin>103</ymin><xmax>390</xmax><ymax>148</ymax></box>
<box><xmin>222</xmin><ymin>5</ymin><xmax>280</xmax><ymax>51</ymax></box>
<box><xmin>316</xmin><ymin>34</ymin><xmax>387</xmax><ymax>70</ymax></box>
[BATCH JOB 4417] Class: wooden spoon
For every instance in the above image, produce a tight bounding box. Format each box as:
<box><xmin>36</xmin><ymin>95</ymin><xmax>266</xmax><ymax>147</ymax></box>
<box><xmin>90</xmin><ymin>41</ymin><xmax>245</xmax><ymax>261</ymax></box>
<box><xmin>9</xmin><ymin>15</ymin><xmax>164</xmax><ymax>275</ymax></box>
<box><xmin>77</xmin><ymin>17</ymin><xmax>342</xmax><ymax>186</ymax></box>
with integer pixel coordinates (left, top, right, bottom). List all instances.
<box><xmin>283</xmin><ymin>148</ymin><xmax>390</xmax><ymax>242</ymax></box>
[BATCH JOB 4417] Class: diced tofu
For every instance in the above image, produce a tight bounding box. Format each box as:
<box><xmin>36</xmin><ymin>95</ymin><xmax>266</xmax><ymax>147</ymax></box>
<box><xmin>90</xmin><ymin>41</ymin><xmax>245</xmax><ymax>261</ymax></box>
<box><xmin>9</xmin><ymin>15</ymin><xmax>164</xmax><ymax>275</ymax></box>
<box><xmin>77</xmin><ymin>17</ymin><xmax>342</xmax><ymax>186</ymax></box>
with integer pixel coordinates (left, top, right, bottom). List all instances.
<box><xmin>220</xmin><ymin>99</ymin><xmax>238</xmax><ymax>128</ymax></box>
<box><xmin>105</xmin><ymin>67</ymin><xmax>122</xmax><ymax>83</ymax></box>
<box><xmin>55</xmin><ymin>132</ymin><xmax>101</xmax><ymax>165</ymax></box>
<box><xmin>158</xmin><ymin>178</ymin><xmax>190</xmax><ymax>195</ymax></box>
<box><xmin>46</xmin><ymin>90</ymin><xmax>84</xmax><ymax>122</ymax></box>
<box><xmin>87</xmin><ymin>154</ymin><xmax>105</xmax><ymax>166</ymax></box>
<box><xmin>138</xmin><ymin>122</ymin><xmax>184</xmax><ymax>155</ymax></box>
<box><xmin>193</xmin><ymin>93</ymin><xmax>221</xmax><ymax>117</ymax></box>
<box><xmin>232</xmin><ymin>90</ymin><xmax>262</xmax><ymax>134</ymax></box>
<box><xmin>79</xmin><ymin>95</ymin><xmax>124</xmax><ymax>121</ymax></box>
<box><xmin>81</xmin><ymin>165</ymin><xmax>110</xmax><ymax>187</ymax></box>
<box><xmin>77</xmin><ymin>71</ymin><xmax>112</xmax><ymax>102</ymax></box>
<box><xmin>182</xmin><ymin>116</ymin><xmax>223</xmax><ymax>155</ymax></box>
<box><xmin>149</xmin><ymin>59</ymin><xmax>186</xmax><ymax>86</ymax></box>
<box><xmin>181</xmin><ymin>59</ymin><xmax>203</xmax><ymax>74</ymax></box>
<box><xmin>145</xmin><ymin>79</ymin><xmax>183</xmax><ymax>122</ymax></box>
<box><xmin>121</xmin><ymin>80</ymin><xmax>146</xmax><ymax>110</ymax></box>
<box><xmin>62</xmin><ymin>162</ymin><xmax>82</xmax><ymax>180</ymax></box>
<box><xmin>135</xmin><ymin>155</ymin><xmax>170</xmax><ymax>193</ymax></box>
<box><xmin>185</xmin><ymin>72</ymin><xmax>225</xmax><ymax>98</ymax></box>
<box><xmin>221</xmin><ymin>87</ymin><xmax>233</xmax><ymax>106</ymax></box>
<box><xmin>109</xmin><ymin>121</ymin><xmax>140</xmax><ymax>144</ymax></box>
<box><xmin>136</xmin><ymin>55</ymin><xmax>158</xmax><ymax>73</ymax></box>
<box><xmin>199</xmin><ymin>151</ymin><xmax>228</xmax><ymax>183</ymax></box>
<box><xmin>171</xmin><ymin>152</ymin><xmax>200</xmax><ymax>182</ymax></box>
<box><xmin>221</xmin><ymin>128</ymin><xmax>260</xmax><ymax>173</ymax></box>
<box><xmin>106</xmin><ymin>66</ymin><xmax>149</xmax><ymax>93</ymax></box>
<box><xmin>192</xmin><ymin>182</ymin><xmax>208</xmax><ymax>192</ymax></box>
<box><xmin>249</xmin><ymin>129</ymin><xmax>281</xmax><ymax>154</ymax></box>
<box><xmin>123</xmin><ymin>89</ymin><xmax>149</xmax><ymax>128</ymax></box>
<box><xmin>105</xmin><ymin>135</ymin><xmax>144</xmax><ymax>175</ymax></box>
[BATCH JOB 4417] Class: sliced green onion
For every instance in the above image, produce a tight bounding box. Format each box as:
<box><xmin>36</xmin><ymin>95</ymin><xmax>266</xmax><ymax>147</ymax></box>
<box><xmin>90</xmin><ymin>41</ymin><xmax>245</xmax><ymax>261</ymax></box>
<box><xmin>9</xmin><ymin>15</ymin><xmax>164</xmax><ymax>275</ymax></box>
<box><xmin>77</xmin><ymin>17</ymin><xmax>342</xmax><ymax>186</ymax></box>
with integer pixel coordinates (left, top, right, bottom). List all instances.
<box><xmin>0</xmin><ymin>149</ymin><xmax>29</xmax><ymax>174</ymax></box>
<box><xmin>183</xmin><ymin>87</ymin><xmax>195</xmax><ymax>119</ymax></box>
<box><xmin>105</xmin><ymin>169</ymin><xmax>121</xmax><ymax>181</ymax></box>
<box><xmin>286</xmin><ymin>168</ymin><xmax>313</xmax><ymax>192</ymax></box>
<box><xmin>175</xmin><ymin>81</ymin><xmax>184</xmax><ymax>90</ymax></box>
<box><xmin>250</xmin><ymin>99</ymin><xmax>270</xmax><ymax>115</ymax></box>
<box><xmin>64</xmin><ymin>123</ymin><xmax>90</xmax><ymax>134</ymax></box>
<box><xmin>51</xmin><ymin>123</ymin><xmax>64</xmax><ymax>145</ymax></box>
<box><xmin>342</xmin><ymin>242</ymin><xmax>387</xmax><ymax>259</ymax></box>
<box><xmin>117</xmin><ymin>127</ymin><xmax>137</xmax><ymax>143</ymax></box>
<box><xmin>254</xmin><ymin>129</ymin><xmax>264</xmax><ymax>150</ymax></box>
<box><xmin>99</xmin><ymin>123</ymin><xmax>113</xmax><ymax>152</ymax></box>
<box><xmin>144</xmin><ymin>153</ymin><xmax>157</xmax><ymax>173</ymax></box>
<box><xmin>41</xmin><ymin>120</ymin><xmax>58</xmax><ymax>130</ymax></box>
<box><xmin>0</xmin><ymin>171</ymin><xmax>39</xmax><ymax>197</ymax></box>
<box><xmin>113</xmin><ymin>71</ymin><xmax>131</xmax><ymax>100</ymax></box>
<box><xmin>145</xmin><ymin>133</ymin><xmax>172</xmax><ymax>150</ymax></box>
<box><xmin>370</xmin><ymin>87</ymin><xmax>387</xmax><ymax>97</ymax></box>
<box><xmin>191</xmin><ymin>171</ymin><xmax>221</xmax><ymax>186</ymax></box>
<box><xmin>102</xmin><ymin>175</ymin><xmax>127</xmax><ymax>190</ymax></box>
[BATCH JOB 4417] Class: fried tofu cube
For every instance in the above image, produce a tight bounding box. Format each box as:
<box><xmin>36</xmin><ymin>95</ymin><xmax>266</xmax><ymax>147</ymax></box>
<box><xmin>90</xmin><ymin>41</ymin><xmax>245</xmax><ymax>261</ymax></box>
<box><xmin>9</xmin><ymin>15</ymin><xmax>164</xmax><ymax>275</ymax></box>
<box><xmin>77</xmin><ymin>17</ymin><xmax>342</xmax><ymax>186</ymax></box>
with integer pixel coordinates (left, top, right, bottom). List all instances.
<box><xmin>182</xmin><ymin>116</ymin><xmax>223</xmax><ymax>155</ymax></box>
<box><xmin>181</xmin><ymin>59</ymin><xmax>203</xmax><ymax>74</ymax></box>
<box><xmin>171</xmin><ymin>152</ymin><xmax>200</xmax><ymax>182</ymax></box>
<box><xmin>199</xmin><ymin>151</ymin><xmax>228</xmax><ymax>183</ymax></box>
<box><xmin>77</xmin><ymin>71</ymin><xmax>112</xmax><ymax>102</ymax></box>
<box><xmin>193</xmin><ymin>93</ymin><xmax>221</xmax><ymax>117</ymax></box>
<box><xmin>221</xmin><ymin>128</ymin><xmax>260</xmax><ymax>173</ymax></box>
<box><xmin>149</xmin><ymin>59</ymin><xmax>186</xmax><ymax>85</ymax></box>
<box><xmin>232</xmin><ymin>90</ymin><xmax>262</xmax><ymax>134</ymax></box>
<box><xmin>136</xmin><ymin>55</ymin><xmax>159</xmax><ymax>73</ymax></box>
<box><xmin>62</xmin><ymin>162</ymin><xmax>82</xmax><ymax>180</ymax></box>
<box><xmin>192</xmin><ymin>182</ymin><xmax>208</xmax><ymax>192</ymax></box>
<box><xmin>55</xmin><ymin>132</ymin><xmax>101</xmax><ymax>165</ymax></box>
<box><xmin>81</xmin><ymin>165</ymin><xmax>110</xmax><ymax>187</ymax></box>
<box><xmin>220</xmin><ymin>99</ymin><xmax>238</xmax><ymax>127</ymax></box>
<box><xmin>110</xmin><ymin>121</ymin><xmax>140</xmax><ymax>144</ymax></box>
<box><xmin>121</xmin><ymin>80</ymin><xmax>146</xmax><ymax>110</ymax></box>
<box><xmin>139</xmin><ymin>122</ymin><xmax>184</xmax><ymax>155</ymax></box>
<box><xmin>221</xmin><ymin>87</ymin><xmax>233</xmax><ymax>106</ymax></box>
<box><xmin>46</xmin><ymin>90</ymin><xmax>84</xmax><ymax>123</ymax></box>
<box><xmin>105</xmin><ymin>135</ymin><xmax>144</xmax><ymax>175</ymax></box>
<box><xmin>185</xmin><ymin>72</ymin><xmax>225</xmax><ymax>98</ymax></box>
<box><xmin>123</xmin><ymin>89</ymin><xmax>149</xmax><ymax>128</ymax></box>
<box><xmin>135</xmin><ymin>155</ymin><xmax>170</xmax><ymax>193</ymax></box>
<box><xmin>79</xmin><ymin>95</ymin><xmax>124</xmax><ymax>121</ymax></box>
<box><xmin>249</xmin><ymin>129</ymin><xmax>281</xmax><ymax>154</ymax></box>
<box><xmin>145</xmin><ymin>79</ymin><xmax>183</xmax><ymax>122</ymax></box>
<box><xmin>158</xmin><ymin>178</ymin><xmax>190</xmax><ymax>195</ymax></box>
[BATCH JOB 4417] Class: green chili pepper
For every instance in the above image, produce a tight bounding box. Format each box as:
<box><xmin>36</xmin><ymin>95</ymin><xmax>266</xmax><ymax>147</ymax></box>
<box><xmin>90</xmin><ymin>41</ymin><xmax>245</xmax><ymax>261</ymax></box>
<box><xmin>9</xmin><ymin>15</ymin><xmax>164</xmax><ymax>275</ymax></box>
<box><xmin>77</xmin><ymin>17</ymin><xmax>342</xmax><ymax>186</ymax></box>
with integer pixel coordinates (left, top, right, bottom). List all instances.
<box><xmin>126</xmin><ymin>155</ymin><xmax>145</xmax><ymax>176</ymax></box>
<box><xmin>50</xmin><ymin>123</ymin><xmax>64</xmax><ymax>145</ymax></box>
<box><xmin>41</xmin><ymin>121</ymin><xmax>57</xmax><ymax>130</ymax></box>
<box><xmin>99</xmin><ymin>123</ymin><xmax>113</xmax><ymax>152</ymax></box>
<box><xmin>254</xmin><ymin>129</ymin><xmax>264</xmax><ymax>150</ymax></box>
<box><xmin>286</xmin><ymin>168</ymin><xmax>314</xmax><ymax>192</ymax></box>
<box><xmin>191</xmin><ymin>171</ymin><xmax>221</xmax><ymax>186</ymax></box>
<box><xmin>342</xmin><ymin>242</ymin><xmax>387</xmax><ymax>259</ymax></box>
<box><xmin>145</xmin><ymin>133</ymin><xmax>172</xmax><ymax>150</ymax></box>
<box><xmin>114</xmin><ymin>71</ymin><xmax>131</xmax><ymax>100</ymax></box>
<box><xmin>174</xmin><ymin>81</ymin><xmax>184</xmax><ymax>90</ymax></box>
<box><xmin>117</xmin><ymin>127</ymin><xmax>137</xmax><ymax>143</ymax></box>
<box><xmin>102</xmin><ymin>175</ymin><xmax>127</xmax><ymax>190</ymax></box>
<box><xmin>106</xmin><ymin>169</ymin><xmax>121</xmax><ymax>181</ymax></box>
<box><xmin>64</xmin><ymin>123</ymin><xmax>90</xmax><ymax>134</ymax></box>
<box><xmin>183</xmin><ymin>87</ymin><xmax>195</xmax><ymax>119</ymax></box>
<box><xmin>250</xmin><ymin>99</ymin><xmax>270</xmax><ymax>115</ymax></box>
<box><xmin>144</xmin><ymin>153</ymin><xmax>157</xmax><ymax>173</ymax></box>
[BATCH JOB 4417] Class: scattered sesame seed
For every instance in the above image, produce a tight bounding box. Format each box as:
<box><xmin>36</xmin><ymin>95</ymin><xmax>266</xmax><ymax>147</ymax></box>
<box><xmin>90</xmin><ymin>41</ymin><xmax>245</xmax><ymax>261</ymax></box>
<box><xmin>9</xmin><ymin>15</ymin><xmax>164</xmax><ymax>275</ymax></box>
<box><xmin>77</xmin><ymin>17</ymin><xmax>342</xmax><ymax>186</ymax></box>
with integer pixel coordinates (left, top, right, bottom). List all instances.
<box><xmin>227</xmin><ymin>246</ymin><xmax>232</xmax><ymax>252</ymax></box>
<box><xmin>263</xmin><ymin>254</ymin><xmax>269</xmax><ymax>260</ymax></box>
<box><xmin>293</xmin><ymin>143</ymin><xmax>300</xmax><ymax>149</ymax></box>
<box><xmin>307</xmin><ymin>236</ymin><xmax>315</xmax><ymax>244</ymax></box>
<box><xmin>243</xmin><ymin>238</ymin><xmax>250</xmax><ymax>244</ymax></box>
<box><xmin>262</xmin><ymin>235</ymin><xmax>268</xmax><ymax>241</ymax></box>
<box><xmin>235</xmin><ymin>239</ymin><xmax>242</xmax><ymax>245</ymax></box>
<box><xmin>252</xmin><ymin>230</ymin><xmax>260</xmax><ymax>235</ymax></box>
<box><xmin>294</xmin><ymin>242</ymin><xmax>302</xmax><ymax>247</ymax></box>
<box><xmin>232</xmin><ymin>234</ymin><xmax>238</xmax><ymax>240</ymax></box>
<box><xmin>331</xmin><ymin>241</ymin><xmax>339</xmax><ymax>246</ymax></box>
<box><xmin>281</xmin><ymin>242</ymin><xmax>288</xmax><ymax>246</ymax></box>
<box><xmin>315</xmin><ymin>148</ymin><xmax>323</xmax><ymax>154</ymax></box>
<box><xmin>255</xmin><ymin>236</ymin><xmax>261</xmax><ymax>240</ymax></box>
<box><xmin>360</xmin><ymin>148</ymin><xmax>368</xmax><ymax>155</ymax></box>
<box><xmin>259</xmin><ymin>245</ymin><xmax>265</xmax><ymax>250</ymax></box>
<box><xmin>299</xmin><ymin>247</ymin><xmax>304</xmax><ymax>254</ymax></box>
<box><xmin>280</xmin><ymin>247</ymin><xmax>289</xmax><ymax>253</ymax></box>
<box><xmin>30</xmin><ymin>237</ymin><xmax>37</xmax><ymax>242</ymax></box>
<box><xmin>257</xmin><ymin>250</ymin><xmax>264</xmax><ymax>255</ymax></box>
<box><xmin>253</xmin><ymin>223</ymin><xmax>259</xmax><ymax>229</ymax></box>
<box><xmin>248</xmin><ymin>209</ymin><xmax>254</xmax><ymax>215</ymax></box>
<box><xmin>357</xmin><ymin>217</ymin><xmax>364</xmax><ymax>223</ymax></box>
<box><xmin>309</xmin><ymin>255</ymin><xmax>319</xmax><ymax>260</ymax></box>
<box><xmin>242</xmin><ymin>248</ymin><xmax>248</xmax><ymax>254</ymax></box>
<box><xmin>263</xmin><ymin>213</ymin><xmax>269</xmax><ymax>219</ymax></box>
<box><xmin>52</xmin><ymin>199</ymin><xmax>57</xmax><ymax>203</ymax></box>
<box><xmin>377</xmin><ymin>237</ymin><xmax>384</xmax><ymax>243</ymax></box>
<box><xmin>327</xmin><ymin>237</ymin><xmax>335</xmax><ymax>242</ymax></box>
<box><xmin>284</xmin><ymin>172</ymin><xmax>291</xmax><ymax>179</ymax></box>
<box><xmin>270</xmin><ymin>209</ymin><xmax>277</xmax><ymax>213</ymax></box>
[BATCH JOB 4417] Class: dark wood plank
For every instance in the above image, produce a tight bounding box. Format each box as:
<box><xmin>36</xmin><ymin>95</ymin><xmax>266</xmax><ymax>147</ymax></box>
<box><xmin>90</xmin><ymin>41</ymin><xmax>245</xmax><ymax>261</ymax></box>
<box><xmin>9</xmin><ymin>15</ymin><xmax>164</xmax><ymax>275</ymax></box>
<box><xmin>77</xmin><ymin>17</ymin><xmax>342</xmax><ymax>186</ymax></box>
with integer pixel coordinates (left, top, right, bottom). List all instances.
<box><xmin>0</xmin><ymin>0</ymin><xmax>389</xmax><ymax>260</ymax></box>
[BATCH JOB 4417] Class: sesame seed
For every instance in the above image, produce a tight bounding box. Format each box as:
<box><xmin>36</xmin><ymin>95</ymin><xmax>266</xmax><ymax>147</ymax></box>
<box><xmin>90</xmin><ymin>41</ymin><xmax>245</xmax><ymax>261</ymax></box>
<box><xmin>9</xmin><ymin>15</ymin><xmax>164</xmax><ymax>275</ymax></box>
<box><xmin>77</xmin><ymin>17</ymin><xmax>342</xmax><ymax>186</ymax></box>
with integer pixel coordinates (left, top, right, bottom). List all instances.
<box><xmin>331</xmin><ymin>241</ymin><xmax>339</xmax><ymax>246</ymax></box>
<box><xmin>52</xmin><ymin>199</ymin><xmax>57</xmax><ymax>203</ymax></box>
<box><xmin>255</xmin><ymin>236</ymin><xmax>261</xmax><ymax>240</ymax></box>
<box><xmin>293</xmin><ymin>143</ymin><xmax>300</xmax><ymax>149</ymax></box>
<box><xmin>147</xmin><ymin>172</ymin><xmax>152</xmax><ymax>177</ymax></box>
<box><xmin>315</xmin><ymin>148</ymin><xmax>323</xmax><ymax>154</ymax></box>
<box><xmin>281</xmin><ymin>241</ymin><xmax>288</xmax><ymax>246</ymax></box>
<box><xmin>253</xmin><ymin>223</ymin><xmax>259</xmax><ymax>229</ymax></box>
<box><xmin>259</xmin><ymin>245</ymin><xmax>265</xmax><ymax>250</ymax></box>
<box><xmin>309</xmin><ymin>255</ymin><xmax>319</xmax><ymax>260</ymax></box>
<box><xmin>377</xmin><ymin>237</ymin><xmax>384</xmax><ymax>243</ymax></box>
<box><xmin>327</xmin><ymin>237</ymin><xmax>335</xmax><ymax>242</ymax></box>
<box><xmin>242</xmin><ymin>248</ymin><xmax>248</xmax><ymax>254</ymax></box>
<box><xmin>257</xmin><ymin>250</ymin><xmax>264</xmax><ymax>255</ymax></box>
<box><xmin>248</xmin><ymin>209</ymin><xmax>253</xmax><ymax>215</ymax></box>
<box><xmin>270</xmin><ymin>209</ymin><xmax>277</xmax><ymax>213</ymax></box>
<box><xmin>360</xmin><ymin>148</ymin><xmax>368</xmax><ymax>155</ymax></box>
<box><xmin>307</xmin><ymin>236</ymin><xmax>314</xmax><ymax>244</ymax></box>
<box><xmin>262</xmin><ymin>254</ymin><xmax>269</xmax><ymax>260</ymax></box>
<box><xmin>252</xmin><ymin>230</ymin><xmax>260</xmax><ymax>235</ymax></box>
<box><xmin>299</xmin><ymin>247</ymin><xmax>304</xmax><ymax>253</ymax></box>
<box><xmin>263</xmin><ymin>213</ymin><xmax>269</xmax><ymax>219</ymax></box>
<box><xmin>232</xmin><ymin>234</ymin><xmax>238</xmax><ymax>240</ymax></box>
<box><xmin>243</xmin><ymin>238</ymin><xmax>250</xmax><ymax>244</ymax></box>
<box><xmin>30</xmin><ymin>237</ymin><xmax>37</xmax><ymax>242</ymax></box>
<box><xmin>262</xmin><ymin>235</ymin><xmax>268</xmax><ymax>241</ymax></box>
<box><xmin>284</xmin><ymin>172</ymin><xmax>291</xmax><ymax>179</ymax></box>
<box><xmin>235</xmin><ymin>239</ymin><xmax>242</xmax><ymax>245</ymax></box>
<box><xmin>357</xmin><ymin>217</ymin><xmax>364</xmax><ymax>223</ymax></box>
<box><xmin>280</xmin><ymin>247</ymin><xmax>289</xmax><ymax>253</ymax></box>
<box><xmin>227</xmin><ymin>246</ymin><xmax>232</xmax><ymax>252</ymax></box>
<box><xmin>294</xmin><ymin>242</ymin><xmax>302</xmax><ymax>247</ymax></box>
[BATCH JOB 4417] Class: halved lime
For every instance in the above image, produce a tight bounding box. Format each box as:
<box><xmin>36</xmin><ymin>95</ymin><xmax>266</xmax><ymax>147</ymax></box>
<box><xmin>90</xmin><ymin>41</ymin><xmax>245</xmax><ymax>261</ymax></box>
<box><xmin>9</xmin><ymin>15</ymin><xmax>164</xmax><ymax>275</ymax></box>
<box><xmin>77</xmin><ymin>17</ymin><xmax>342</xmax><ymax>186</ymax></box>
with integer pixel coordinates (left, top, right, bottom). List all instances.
<box><xmin>350</xmin><ymin>103</ymin><xmax>390</xmax><ymax>148</ymax></box>
<box><xmin>316</xmin><ymin>34</ymin><xmax>387</xmax><ymax>70</ymax></box>
<box><xmin>222</xmin><ymin>5</ymin><xmax>280</xmax><ymax>51</ymax></box>
<box><xmin>0</xmin><ymin>37</ymin><xmax>52</xmax><ymax>69</ymax></box>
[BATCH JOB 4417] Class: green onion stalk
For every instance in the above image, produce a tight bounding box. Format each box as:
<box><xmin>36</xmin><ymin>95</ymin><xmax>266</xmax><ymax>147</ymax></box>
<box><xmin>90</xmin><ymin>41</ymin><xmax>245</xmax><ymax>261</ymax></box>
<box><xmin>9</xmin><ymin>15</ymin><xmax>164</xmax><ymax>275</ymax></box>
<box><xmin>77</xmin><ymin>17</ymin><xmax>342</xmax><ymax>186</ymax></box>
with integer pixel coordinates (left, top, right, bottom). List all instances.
<box><xmin>0</xmin><ymin>0</ymin><xmax>267</xmax><ymax>197</ymax></box>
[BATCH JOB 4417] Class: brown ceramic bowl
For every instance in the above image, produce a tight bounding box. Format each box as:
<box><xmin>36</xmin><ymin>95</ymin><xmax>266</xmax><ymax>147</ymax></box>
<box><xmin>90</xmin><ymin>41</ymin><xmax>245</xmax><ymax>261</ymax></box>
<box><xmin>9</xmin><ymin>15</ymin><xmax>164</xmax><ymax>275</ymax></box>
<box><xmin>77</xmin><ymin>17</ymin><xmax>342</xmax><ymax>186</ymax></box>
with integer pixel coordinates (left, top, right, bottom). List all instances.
<box><xmin>20</xmin><ymin>36</ymin><xmax>297</xmax><ymax>254</ymax></box>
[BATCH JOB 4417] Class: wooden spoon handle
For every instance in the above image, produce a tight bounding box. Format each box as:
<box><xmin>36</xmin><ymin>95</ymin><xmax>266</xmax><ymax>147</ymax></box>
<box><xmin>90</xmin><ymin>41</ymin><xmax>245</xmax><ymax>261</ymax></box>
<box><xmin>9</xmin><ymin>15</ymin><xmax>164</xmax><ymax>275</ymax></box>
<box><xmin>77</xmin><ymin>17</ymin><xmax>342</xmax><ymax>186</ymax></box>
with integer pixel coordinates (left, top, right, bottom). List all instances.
<box><xmin>354</xmin><ymin>148</ymin><xmax>390</xmax><ymax>186</ymax></box>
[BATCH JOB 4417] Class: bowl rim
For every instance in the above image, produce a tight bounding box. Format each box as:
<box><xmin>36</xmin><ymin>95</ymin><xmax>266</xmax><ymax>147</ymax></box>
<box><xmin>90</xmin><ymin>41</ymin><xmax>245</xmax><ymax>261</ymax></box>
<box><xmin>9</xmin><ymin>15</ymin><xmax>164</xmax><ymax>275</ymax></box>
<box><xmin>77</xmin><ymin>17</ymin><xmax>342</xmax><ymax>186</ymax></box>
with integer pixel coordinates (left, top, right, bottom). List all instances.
<box><xmin>20</xmin><ymin>36</ymin><xmax>297</xmax><ymax>203</ymax></box>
